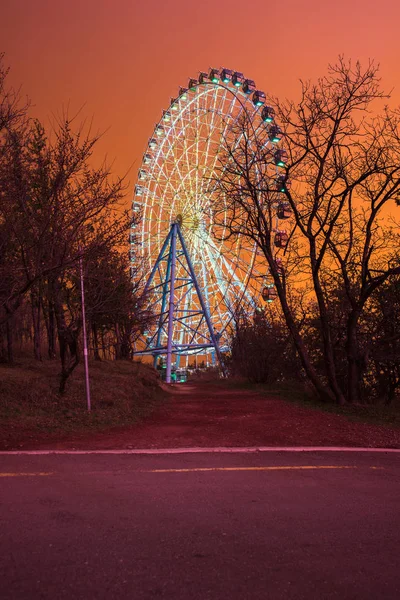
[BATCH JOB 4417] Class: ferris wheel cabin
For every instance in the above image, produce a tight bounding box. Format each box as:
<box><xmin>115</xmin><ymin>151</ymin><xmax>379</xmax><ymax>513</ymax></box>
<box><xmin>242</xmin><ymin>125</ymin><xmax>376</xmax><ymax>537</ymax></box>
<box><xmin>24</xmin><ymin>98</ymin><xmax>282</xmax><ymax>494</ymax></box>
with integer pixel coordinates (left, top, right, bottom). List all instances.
<box><xmin>243</xmin><ymin>79</ymin><xmax>256</xmax><ymax>94</ymax></box>
<box><xmin>277</xmin><ymin>202</ymin><xmax>292</xmax><ymax>219</ymax></box>
<box><xmin>253</xmin><ymin>90</ymin><xmax>266</xmax><ymax>106</ymax></box>
<box><xmin>261</xmin><ymin>106</ymin><xmax>275</xmax><ymax>123</ymax></box>
<box><xmin>262</xmin><ymin>285</ymin><xmax>278</xmax><ymax>302</ymax></box>
<box><xmin>274</xmin><ymin>231</ymin><xmax>289</xmax><ymax>248</ymax></box>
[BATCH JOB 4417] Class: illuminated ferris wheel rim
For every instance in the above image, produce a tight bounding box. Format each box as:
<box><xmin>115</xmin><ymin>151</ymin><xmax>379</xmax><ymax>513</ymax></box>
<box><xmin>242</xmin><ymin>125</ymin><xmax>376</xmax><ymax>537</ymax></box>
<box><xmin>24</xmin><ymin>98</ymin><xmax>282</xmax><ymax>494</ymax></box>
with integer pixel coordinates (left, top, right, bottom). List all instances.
<box><xmin>131</xmin><ymin>67</ymin><xmax>289</xmax><ymax>338</ymax></box>
<box><xmin>134</xmin><ymin>70</ymin><xmax>279</xmax><ymax>246</ymax></box>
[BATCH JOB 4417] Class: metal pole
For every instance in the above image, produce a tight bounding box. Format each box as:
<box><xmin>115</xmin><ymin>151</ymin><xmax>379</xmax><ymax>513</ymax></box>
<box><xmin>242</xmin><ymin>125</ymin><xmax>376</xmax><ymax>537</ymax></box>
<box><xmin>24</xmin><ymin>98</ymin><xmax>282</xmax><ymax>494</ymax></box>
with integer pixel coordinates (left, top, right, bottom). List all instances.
<box><xmin>153</xmin><ymin>231</ymin><xmax>173</xmax><ymax>369</ymax></box>
<box><xmin>79</xmin><ymin>250</ymin><xmax>91</xmax><ymax>411</ymax></box>
<box><xmin>143</xmin><ymin>227</ymin><xmax>173</xmax><ymax>294</ymax></box>
<box><xmin>166</xmin><ymin>223</ymin><xmax>178</xmax><ymax>383</ymax></box>
<box><xmin>176</xmin><ymin>224</ymin><xmax>227</xmax><ymax>376</ymax></box>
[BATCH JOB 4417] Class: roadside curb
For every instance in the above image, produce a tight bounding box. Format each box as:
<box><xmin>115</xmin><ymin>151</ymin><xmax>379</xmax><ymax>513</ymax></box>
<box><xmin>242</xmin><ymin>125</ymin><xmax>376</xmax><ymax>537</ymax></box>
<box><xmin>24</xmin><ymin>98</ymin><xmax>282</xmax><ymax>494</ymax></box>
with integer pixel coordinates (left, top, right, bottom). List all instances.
<box><xmin>1</xmin><ymin>446</ymin><xmax>400</xmax><ymax>455</ymax></box>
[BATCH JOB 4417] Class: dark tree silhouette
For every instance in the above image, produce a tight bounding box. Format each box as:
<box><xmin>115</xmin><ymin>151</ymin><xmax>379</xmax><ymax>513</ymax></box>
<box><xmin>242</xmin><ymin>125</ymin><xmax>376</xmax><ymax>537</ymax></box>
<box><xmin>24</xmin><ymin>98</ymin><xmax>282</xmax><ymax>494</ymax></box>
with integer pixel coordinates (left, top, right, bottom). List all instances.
<box><xmin>213</xmin><ymin>58</ymin><xmax>400</xmax><ymax>404</ymax></box>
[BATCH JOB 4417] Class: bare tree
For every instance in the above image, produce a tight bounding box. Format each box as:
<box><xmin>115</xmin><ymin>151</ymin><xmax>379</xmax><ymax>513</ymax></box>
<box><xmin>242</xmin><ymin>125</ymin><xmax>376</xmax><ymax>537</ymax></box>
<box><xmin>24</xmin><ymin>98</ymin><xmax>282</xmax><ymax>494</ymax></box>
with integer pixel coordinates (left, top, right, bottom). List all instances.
<box><xmin>79</xmin><ymin>248</ymin><xmax>151</xmax><ymax>361</ymax></box>
<box><xmin>0</xmin><ymin>113</ymin><xmax>133</xmax><ymax>390</ymax></box>
<box><xmin>0</xmin><ymin>53</ymin><xmax>28</xmax><ymax>145</ymax></box>
<box><xmin>0</xmin><ymin>54</ymin><xmax>30</xmax><ymax>357</ymax></box>
<box><xmin>213</xmin><ymin>58</ymin><xmax>400</xmax><ymax>404</ymax></box>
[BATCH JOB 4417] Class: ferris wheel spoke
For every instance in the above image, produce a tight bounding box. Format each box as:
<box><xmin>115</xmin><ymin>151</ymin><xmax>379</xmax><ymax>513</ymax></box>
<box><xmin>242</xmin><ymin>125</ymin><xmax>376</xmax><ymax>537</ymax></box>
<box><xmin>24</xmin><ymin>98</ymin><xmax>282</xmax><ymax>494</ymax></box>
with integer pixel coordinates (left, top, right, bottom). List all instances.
<box><xmin>202</xmin><ymin>234</ymin><xmax>257</xmax><ymax>303</ymax></box>
<box><xmin>208</xmin><ymin>102</ymin><xmax>260</xmax><ymax>202</ymax></box>
<box><xmin>195</xmin><ymin>87</ymin><xmax>225</xmax><ymax>200</ymax></box>
<box><xmin>200</xmin><ymin>245</ymin><xmax>240</xmax><ymax>332</ymax></box>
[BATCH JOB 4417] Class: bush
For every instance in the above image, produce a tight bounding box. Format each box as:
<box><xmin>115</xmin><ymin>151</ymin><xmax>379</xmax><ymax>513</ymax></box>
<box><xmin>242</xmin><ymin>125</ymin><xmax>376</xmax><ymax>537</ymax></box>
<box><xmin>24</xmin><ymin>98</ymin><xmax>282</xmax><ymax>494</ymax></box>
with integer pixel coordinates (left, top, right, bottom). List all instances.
<box><xmin>229</xmin><ymin>311</ymin><xmax>299</xmax><ymax>384</ymax></box>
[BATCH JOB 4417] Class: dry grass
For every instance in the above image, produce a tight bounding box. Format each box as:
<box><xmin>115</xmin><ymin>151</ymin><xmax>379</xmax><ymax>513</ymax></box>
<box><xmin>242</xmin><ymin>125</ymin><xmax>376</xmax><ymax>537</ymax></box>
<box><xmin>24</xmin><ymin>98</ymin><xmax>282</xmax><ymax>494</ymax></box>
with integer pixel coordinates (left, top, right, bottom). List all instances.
<box><xmin>0</xmin><ymin>358</ymin><xmax>167</xmax><ymax>439</ymax></box>
<box><xmin>257</xmin><ymin>381</ymin><xmax>400</xmax><ymax>429</ymax></box>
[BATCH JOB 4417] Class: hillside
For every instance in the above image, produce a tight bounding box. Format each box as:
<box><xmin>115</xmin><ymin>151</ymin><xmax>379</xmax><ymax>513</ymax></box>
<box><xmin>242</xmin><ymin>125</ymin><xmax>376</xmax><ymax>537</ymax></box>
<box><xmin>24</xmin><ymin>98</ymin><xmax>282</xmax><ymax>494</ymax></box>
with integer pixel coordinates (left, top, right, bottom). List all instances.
<box><xmin>0</xmin><ymin>359</ymin><xmax>167</xmax><ymax>449</ymax></box>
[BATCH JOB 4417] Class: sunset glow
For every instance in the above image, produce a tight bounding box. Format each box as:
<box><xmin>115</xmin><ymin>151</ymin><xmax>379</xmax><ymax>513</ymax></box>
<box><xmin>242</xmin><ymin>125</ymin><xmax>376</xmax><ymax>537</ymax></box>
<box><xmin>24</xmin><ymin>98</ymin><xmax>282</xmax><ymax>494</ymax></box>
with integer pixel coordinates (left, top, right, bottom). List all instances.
<box><xmin>2</xmin><ymin>0</ymin><xmax>399</xmax><ymax>204</ymax></box>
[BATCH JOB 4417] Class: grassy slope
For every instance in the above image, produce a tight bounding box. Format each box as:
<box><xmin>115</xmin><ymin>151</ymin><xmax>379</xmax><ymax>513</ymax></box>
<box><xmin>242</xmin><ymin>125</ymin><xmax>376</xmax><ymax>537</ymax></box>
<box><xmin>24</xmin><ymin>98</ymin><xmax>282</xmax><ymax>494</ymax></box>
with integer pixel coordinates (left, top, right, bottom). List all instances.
<box><xmin>232</xmin><ymin>380</ymin><xmax>400</xmax><ymax>429</ymax></box>
<box><xmin>0</xmin><ymin>359</ymin><xmax>167</xmax><ymax>441</ymax></box>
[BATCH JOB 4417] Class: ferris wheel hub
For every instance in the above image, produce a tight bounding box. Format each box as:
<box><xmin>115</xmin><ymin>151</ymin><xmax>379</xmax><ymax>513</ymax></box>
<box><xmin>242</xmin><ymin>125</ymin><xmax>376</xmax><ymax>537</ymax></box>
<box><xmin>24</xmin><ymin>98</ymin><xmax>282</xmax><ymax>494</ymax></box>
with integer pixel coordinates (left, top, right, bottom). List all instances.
<box><xmin>175</xmin><ymin>210</ymin><xmax>202</xmax><ymax>233</ymax></box>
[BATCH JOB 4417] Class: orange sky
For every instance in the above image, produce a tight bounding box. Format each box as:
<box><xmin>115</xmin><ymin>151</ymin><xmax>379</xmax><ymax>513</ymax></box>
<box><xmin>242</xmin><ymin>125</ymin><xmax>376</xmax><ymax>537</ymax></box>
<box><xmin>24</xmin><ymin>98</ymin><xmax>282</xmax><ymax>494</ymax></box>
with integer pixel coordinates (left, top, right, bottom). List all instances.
<box><xmin>1</xmin><ymin>0</ymin><xmax>400</xmax><ymax>203</ymax></box>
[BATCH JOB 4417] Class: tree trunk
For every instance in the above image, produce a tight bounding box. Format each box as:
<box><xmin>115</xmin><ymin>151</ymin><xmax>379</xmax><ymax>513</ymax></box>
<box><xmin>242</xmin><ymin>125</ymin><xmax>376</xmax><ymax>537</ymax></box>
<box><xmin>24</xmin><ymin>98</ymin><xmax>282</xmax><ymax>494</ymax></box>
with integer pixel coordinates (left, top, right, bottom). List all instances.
<box><xmin>271</xmin><ymin>262</ymin><xmax>337</xmax><ymax>403</ymax></box>
<box><xmin>347</xmin><ymin>356</ymin><xmax>360</xmax><ymax>404</ymax></box>
<box><xmin>311</xmin><ymin>272</ymin><xmax>346</xmax><ymax>405</ymax></box>
<box><xmin>100</xmin><ymin>328</ymin><xmax>107</xmax><ymax>359</ymax></box>
<box><xmin>92</xmin><ymin>322</ymin><xmax>101</xmax><ymax>361</ymax></box>
<box><xmin>6</xmin><ymin>317</ymin><xmax>14</xmax><ymax>364</ymax></box>
<box><xmin>385</xmin><ymin>379</ymin><xmax>397</xmax><ymax>405</ymax></box>
<box><xmin>0</xmin><ymin>325</ymin><xmax>6</xmax><ymax>363</ymax></box>
<box><xmin>278</xmin><ymin>287</ymin><xmax>336</xmax><ymax>402</ymax></box>
<box><xmin>305</xmin><ymin>237</ymin><xmax>346</xmax><ymax>405</ymax></box>
<box><xmin>120</xmin><ymin>327</ymin><xmax>131</xmax><ymax>360</ymax></box>
<box><xmin>42</xmin><ymin>279</ymin><xmax>57</xmax><ymax>359</ymax></box>
<box><xmin>30</xmin><ymin>288</ymin><xmax>42</xmax><ymax>361</ymax></box>
<box><xmin>346</xmin><ymin>310</ymin><xmax>363</xmax><ymax>404</ymax></box>
<box><xmin>56</xmin><ymin>320</ymin><xmax>80</xmax><ymax>394</ymax></box>
<box><xmin>115</xmin><ymin>323</ymin><xmax>121</xmax><ymax>360</ymax></box>
<box><xmin>53</xmin><ymin>283</ymin><xmax>80</xmax><ymax>394</ymax></box>
<box><xmin>47</xmin><ymin>301</ymin><xmax>57</xmax><ymax>359</ymax></box>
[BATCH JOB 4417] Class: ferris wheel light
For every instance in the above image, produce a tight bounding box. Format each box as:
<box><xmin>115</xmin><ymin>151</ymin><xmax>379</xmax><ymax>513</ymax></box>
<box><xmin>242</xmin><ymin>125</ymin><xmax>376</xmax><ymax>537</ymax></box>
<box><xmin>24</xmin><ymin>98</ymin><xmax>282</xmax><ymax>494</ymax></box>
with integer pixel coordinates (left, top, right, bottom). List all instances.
<box><xmin>163</xmin><ymin>110</ymin><xmax>171</xmax><ymax>122</ymax></box>
<box><xmin>261</xmin><ymin>106</ymin><xmax>275</xmax><ymax>123</ymax></box>
<box><xmin>188</xmin><ymin>78</ymin><xmax>198</xmax><ymax>90</ymax></box>
<box><xmin>156</xmin><ymin>125</ymin><xmax>165</xmax><ymax>136</ymax></box>
<box><xmin>149</xmin><ymin>138</ymin><xmax>158</xmax><ymax>150</ymax></box>
<box><xmin>253</xmin><ymin>90</ymin><xmax>266</xmax><ymax>106</ymax></box>
<box><xmin>170</xmin><ymin>99</ymin><xmax>179</xmax><ymax>110</ymax></box>
<box><xmin>243</xmin><ymin>79</ymin><xmax>256</xmax><ymax>94</ymax></box>
<box><xmin>209</xmin><ymin>68</ymin><xmax>220</xmax><ymax>83</ymax></box>
<box><xmin>269</xmin><ymin>125</ymin><xmax>282</xmax><ymax>143</ymax></box>
<box><xmin>220</xmin><ymin>68</ymin><xmax>233</xmax><ymax>83</ymax></box>
<box><xmin>139</xmin><ymin>169</ymin><xmax>147</xmax><ymax>180</ymax></box>
<box><xmin>132</xmin><ymin>201</ymin><xmax>141</xmax><ymax>212</ymax></box>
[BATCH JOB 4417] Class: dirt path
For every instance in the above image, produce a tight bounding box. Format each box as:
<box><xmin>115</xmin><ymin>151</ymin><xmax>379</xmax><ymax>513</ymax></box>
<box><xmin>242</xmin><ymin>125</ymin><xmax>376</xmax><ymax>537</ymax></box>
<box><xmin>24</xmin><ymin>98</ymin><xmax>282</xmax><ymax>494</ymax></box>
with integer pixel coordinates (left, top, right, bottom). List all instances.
<box><xmin>7</xmin><ymin>382</ymin><xmax>400</xmax><ymax>450</ymax></box>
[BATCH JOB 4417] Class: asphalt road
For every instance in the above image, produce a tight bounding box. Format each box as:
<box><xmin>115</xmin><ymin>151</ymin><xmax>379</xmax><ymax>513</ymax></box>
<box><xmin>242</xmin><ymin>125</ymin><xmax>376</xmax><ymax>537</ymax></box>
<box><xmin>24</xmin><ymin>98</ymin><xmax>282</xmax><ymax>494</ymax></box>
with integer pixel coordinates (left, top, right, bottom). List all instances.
<box><xmin>1</xmin><ymin>450</ymin><xmax>399</xmax><ymax>599</ymax></box>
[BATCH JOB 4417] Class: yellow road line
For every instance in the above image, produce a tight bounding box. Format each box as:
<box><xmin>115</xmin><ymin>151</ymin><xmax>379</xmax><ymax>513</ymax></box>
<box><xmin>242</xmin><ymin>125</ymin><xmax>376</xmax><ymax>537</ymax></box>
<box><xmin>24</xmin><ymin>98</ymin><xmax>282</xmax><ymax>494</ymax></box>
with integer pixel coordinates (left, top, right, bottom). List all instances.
<box><xmin>0</xmin><ymin>466</ymin><xmax>384</xmax><ymax>476</ymax></box>
<box><xmin>0</xmin><ymin>472</ymin><xmax>54</xmax><ymax>477</ymax></box>
<box><xmin>139</xmin><ymin>465</ymin><xmax>367</xmax><ymax>473</ymax></box>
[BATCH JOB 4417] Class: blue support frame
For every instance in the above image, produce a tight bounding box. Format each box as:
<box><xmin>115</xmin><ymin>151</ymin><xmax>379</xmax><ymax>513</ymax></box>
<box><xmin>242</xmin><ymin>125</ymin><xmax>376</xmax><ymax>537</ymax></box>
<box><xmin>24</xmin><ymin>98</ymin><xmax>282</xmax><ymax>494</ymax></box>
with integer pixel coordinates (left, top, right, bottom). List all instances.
<box><xmin>136</xmin><ymin>222</ymin><xmax>225</xmax><ymax>382</ymax></box>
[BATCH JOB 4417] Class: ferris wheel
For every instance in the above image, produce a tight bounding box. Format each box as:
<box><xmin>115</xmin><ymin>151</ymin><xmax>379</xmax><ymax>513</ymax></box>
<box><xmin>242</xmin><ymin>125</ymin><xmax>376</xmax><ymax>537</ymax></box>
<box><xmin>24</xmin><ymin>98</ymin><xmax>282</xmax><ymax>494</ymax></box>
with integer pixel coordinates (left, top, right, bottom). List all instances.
<box><xmin>131</xmin><ymin>67</ymin><xmax>287</xmax><ymax>372</ymax></box>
